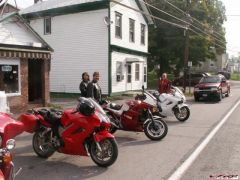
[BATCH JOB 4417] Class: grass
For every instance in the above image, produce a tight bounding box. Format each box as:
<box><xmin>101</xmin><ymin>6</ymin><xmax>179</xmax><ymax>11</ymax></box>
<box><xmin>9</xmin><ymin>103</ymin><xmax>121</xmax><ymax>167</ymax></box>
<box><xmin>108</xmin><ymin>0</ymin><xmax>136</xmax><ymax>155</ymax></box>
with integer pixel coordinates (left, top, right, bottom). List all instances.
<box><xmin>230</xmin><ymin>72</ymin><xmax>240</xmax><ymax>81</ymax></box>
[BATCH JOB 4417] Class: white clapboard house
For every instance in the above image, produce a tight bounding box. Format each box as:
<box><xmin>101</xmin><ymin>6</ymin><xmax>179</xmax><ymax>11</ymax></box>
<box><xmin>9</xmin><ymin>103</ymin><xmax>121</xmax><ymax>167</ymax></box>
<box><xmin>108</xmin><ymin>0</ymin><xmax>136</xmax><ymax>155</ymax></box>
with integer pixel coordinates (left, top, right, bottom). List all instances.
<box><xmin>21</xmin><ymin>0</ymin><xmax>153</xmax><ymax>95</ymax></box>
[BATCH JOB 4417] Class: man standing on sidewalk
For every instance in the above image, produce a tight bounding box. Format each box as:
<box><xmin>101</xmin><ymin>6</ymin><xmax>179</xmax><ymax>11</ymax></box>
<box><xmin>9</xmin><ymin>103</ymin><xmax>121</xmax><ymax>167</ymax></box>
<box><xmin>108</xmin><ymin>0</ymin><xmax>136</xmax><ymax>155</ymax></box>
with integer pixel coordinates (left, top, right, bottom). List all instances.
<box><xmin>87</xmin><ymin>72</ymin><xmax>102</xmax><ymax>103</ymax></box>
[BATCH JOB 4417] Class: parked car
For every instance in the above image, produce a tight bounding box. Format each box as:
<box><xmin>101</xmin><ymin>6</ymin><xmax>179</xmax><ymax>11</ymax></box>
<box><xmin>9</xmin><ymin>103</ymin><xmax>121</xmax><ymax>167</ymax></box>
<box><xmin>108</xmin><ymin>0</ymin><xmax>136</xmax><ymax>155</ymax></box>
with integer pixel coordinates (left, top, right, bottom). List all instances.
<box><xmin>217</xmin><ymin>71</ymin><xmax>231</xmax><ymax>80</ymax></box>
<box><xmin>194</xmin><ymin>74</ymin><xmax>230</xmax><ymax>101</ymax></box>
<box><xmin>172</xmin><ymin>73</ymin><xmax>209</xmax><ymax>86</ymax></box>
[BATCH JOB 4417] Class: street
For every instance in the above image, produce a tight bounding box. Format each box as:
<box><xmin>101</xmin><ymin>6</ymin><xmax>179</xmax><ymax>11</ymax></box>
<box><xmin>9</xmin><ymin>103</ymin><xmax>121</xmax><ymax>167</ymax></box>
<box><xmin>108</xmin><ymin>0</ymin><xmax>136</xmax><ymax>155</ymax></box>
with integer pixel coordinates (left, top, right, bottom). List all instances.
<box><xmin>13</xmin><ymin>82</ymin><xmax>240</xmax><ymax>180</ymax></box>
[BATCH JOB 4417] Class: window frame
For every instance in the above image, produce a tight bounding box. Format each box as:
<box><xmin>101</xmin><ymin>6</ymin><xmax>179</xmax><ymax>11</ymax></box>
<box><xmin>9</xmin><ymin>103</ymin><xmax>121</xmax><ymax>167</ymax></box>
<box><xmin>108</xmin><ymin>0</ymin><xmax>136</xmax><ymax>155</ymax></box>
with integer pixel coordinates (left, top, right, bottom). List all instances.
<box><xmin>115</xmin><ymin>12</ymin><xmax>122</xmax><ymax>39</ymax></box>
<box><xmin>44</xmin><ymin>17</ymin><xmax>51</xmax><ymax>35</ymax></box>
<box><xmin>140</xmin><ymin>23</ymin><xmax>146</xmax><ymax>45</ymax></box>
<box><xmin>144</xmin><ymin>66</ymin><xmax>147</xmax><ymax>83</ymax></box>
<box><xmin>129</xmin><ymin>18</ymin><xmax>135</xmax><ymax>43</ymax></box>
<box><xmin>116</xmin><ymin>61</ymin><xmax>123</xmax><ymax>82</ymax></box>
<box><xmin>0</xmin><ymin>59</ymin><xmax>21</xmax><ymax>96</ymax></box>
<box><xmin>127</xmin><ymin>64</ymin><xmax>132</xmax><ymax>83</ymax></box>
<box><xmin>135</xmin><ymin>64</ymin><xmax>140</xmax><ymax>81</ymax></box>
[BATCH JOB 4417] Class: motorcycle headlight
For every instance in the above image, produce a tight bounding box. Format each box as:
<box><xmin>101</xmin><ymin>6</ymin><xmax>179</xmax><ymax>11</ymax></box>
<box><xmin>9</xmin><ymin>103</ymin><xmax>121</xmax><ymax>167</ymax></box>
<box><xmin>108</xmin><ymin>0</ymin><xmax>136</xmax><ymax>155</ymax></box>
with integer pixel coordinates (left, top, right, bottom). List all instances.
<box><xmin>6</xmin><ymin>139</ymin><xmax>15</xmax><ymax>150</ymax></box>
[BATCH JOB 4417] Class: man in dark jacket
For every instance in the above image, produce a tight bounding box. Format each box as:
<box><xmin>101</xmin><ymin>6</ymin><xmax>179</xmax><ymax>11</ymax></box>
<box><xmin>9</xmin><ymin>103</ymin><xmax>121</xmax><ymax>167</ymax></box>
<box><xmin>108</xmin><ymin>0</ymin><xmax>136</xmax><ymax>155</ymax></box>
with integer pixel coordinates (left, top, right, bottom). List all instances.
<box><xmin>79</xmin><ymin>72</ymin><xmax>89</xmax><ymax>97</ymax></box>
<box><xmin>87</xmin><ymin>72</ymin><xmax>102</xmax><ymax>102</ymax></box>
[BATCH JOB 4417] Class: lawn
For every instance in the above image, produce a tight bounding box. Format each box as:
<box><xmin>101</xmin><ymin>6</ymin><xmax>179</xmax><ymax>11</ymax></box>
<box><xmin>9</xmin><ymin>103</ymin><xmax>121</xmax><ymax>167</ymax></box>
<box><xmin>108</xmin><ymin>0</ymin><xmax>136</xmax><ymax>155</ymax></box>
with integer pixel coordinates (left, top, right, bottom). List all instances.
<box><xmin>230</xmin><ymin>72</ymin><xmax>240</xmax><ymax>81</ymax></box>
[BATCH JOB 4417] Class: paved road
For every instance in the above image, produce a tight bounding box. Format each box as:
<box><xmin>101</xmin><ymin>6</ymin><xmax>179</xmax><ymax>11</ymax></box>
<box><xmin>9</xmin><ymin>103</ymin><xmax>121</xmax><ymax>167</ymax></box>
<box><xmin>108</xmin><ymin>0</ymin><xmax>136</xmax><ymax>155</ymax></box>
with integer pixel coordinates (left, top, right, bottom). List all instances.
<box><xmin>13</xmin><ymin>82</ymin><xmax>240</xmax><ymax>180</ymax></box>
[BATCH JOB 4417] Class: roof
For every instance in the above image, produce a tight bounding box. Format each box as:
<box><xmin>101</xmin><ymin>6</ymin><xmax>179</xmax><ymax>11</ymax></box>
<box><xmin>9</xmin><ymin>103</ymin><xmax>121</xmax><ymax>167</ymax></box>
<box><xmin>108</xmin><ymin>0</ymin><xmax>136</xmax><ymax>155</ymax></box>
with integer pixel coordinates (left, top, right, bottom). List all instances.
<box><xmin>20</xmin><ymin>0</ymin><xmax>153</xmax><ymax>24</ymax></box>
<box><xmin>20</xmin><ymin>0</ymin><xmax>103</xmax><ymax>15</ymax></box>
<box><xmin>0</xmin><ymin>12</ymin><xmax>53</xmax><ymax>52</ymax></box>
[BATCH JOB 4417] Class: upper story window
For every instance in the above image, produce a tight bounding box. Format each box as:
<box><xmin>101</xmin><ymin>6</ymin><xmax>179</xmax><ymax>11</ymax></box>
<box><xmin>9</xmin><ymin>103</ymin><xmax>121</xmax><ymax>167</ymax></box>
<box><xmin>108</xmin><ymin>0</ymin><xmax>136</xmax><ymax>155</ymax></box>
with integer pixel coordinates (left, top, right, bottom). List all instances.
<box><xmin>129</xmin><ymin>19</ymin><xmax>135</xmax><ymax>43</ymax></box>
<box><xmin>115</xmin><ymin>12</ymin><xmax>122</xmax><ymax>38</ymax></box>
<box><xmin>44</xmin><ymin>17</ymin><xmax>51</xmax><ymax>35</ymax></box>
<box><xmin>141</xmin><ymin>24</ymin><xmax>146</xmax><ymax>45</ymax></box>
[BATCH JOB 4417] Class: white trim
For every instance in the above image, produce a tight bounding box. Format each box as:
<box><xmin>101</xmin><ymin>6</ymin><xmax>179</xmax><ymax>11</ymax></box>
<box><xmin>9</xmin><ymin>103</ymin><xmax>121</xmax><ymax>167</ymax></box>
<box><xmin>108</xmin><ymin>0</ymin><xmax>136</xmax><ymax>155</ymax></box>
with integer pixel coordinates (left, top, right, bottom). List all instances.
<box><xmin>0</xmin><ymin>58</ymin><xmax>21</xmax><ymax>96</ymax></box>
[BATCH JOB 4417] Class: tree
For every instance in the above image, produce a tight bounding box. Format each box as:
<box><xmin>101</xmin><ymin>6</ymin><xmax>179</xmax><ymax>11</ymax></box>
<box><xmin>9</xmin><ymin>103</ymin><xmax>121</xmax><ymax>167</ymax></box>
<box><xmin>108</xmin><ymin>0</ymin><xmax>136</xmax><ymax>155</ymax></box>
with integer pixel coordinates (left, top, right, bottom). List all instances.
<box><xmin>147</xmin><ymin>0</ymin><xmax>226</xmax><ymax>77</ymax></box>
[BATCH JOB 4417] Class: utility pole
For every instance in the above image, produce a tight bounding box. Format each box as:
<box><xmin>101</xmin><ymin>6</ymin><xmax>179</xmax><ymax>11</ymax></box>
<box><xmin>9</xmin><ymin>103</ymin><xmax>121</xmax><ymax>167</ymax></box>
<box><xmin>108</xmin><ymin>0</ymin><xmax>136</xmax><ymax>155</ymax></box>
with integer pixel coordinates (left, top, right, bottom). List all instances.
<box><xmin>183</xmin><ymin>0</ymin><xmax>191</xmax><ymax>93</ymax></box>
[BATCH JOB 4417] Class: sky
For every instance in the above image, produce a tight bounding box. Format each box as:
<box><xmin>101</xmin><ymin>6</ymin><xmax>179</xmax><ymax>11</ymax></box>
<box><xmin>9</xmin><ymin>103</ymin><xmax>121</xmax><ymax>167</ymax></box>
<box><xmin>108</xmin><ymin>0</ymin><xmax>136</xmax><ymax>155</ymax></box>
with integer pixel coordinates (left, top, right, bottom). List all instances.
<box><xmin>5</xmin><ymin>0</ymin><xmax>240</xmax><ymax>57</ymax></box>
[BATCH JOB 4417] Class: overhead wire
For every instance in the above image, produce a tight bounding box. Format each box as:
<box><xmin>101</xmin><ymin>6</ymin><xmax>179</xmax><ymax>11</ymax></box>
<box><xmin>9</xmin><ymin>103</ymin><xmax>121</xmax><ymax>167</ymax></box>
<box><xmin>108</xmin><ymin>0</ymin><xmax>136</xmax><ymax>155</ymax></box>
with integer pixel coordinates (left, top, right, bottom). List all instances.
<box><xmin>111</xmin><ymin>0</ymin><xmax>240</xmax><ymax>53</ymax></box>
<box><xmin>141</xmin><ymin>0</ymin><xmax>227</xmax><ymax>46</ymax></box>
<box><xmin>163</xmin><ymin>0</ymin><xmax>226</xmax><ymax>41</ymax></box>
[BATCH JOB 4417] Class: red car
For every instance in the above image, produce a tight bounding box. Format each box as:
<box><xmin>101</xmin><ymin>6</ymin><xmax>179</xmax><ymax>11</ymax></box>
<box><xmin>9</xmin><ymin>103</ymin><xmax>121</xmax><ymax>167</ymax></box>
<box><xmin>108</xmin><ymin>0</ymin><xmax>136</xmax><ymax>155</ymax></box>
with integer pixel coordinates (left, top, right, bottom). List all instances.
<box><xmin>194</xmin><ymin>74</ymin><xmax>230</xmax><ymax>101</ymax></box>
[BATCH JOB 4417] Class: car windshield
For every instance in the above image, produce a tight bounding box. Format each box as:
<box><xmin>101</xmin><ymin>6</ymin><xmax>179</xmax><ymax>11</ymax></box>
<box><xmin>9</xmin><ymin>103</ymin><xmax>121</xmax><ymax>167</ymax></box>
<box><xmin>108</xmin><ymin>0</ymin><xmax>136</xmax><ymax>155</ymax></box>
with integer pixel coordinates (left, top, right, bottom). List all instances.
<box><xmin>200</xmin><ymin>76</ymin><xmax>221</xmax><ymax>83</ymax></box>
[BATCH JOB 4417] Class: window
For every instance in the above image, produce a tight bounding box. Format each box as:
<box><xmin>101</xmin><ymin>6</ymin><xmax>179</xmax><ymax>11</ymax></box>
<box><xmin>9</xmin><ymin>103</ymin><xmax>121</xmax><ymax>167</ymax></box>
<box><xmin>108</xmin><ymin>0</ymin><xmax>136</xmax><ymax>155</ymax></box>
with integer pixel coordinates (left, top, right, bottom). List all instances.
<box><xmin>141</xmin><ymin>24</ymin><xmax>146</xmax><ymax>45</ymax></box>
<box><xmin>129</xmin><ymin>19</ymin><xmax>135</xmax><ymax>42</ymax></box>
<box><xmin>116</xmin><ymin>62</ymin><xmax>123</xmax><ymax>82</ymax></box>
<box><xmin>44</xmin><ymin>17</ymin><xmax>51</xmax><ymax>35</ymax></box>
<box><xmin>115</xmin><ymin>12</ymin><xmax>122</xmax><ymax>38</ymax></box>
<box><xmin>0</xmin><ymin>64</ymin><xmax>20</xmax><ymax>94</ymax></box>
<box><xmin>135</xmin><ymin>64</ymin><xmax>140</xmax><ymax>81</ymax></box>
<box><xmin>127</xmin><ymin>64</ymin><xmax>131</xmax><ymax>83</ymax></box>
<box><xmin>144</xmin><ymin>66</ymin><xmax>147</xmax><ymax>82</ymax></box>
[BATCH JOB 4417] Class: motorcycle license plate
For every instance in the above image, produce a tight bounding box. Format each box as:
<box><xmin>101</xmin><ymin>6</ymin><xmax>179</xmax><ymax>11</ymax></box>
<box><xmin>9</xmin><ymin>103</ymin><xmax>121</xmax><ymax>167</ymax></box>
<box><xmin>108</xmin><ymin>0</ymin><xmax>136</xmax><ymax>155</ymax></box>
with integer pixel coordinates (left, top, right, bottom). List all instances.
<box><xmin>202</xmin><ymin>94</ymin><xmax>208</xmax><ymax>97</ymax></box>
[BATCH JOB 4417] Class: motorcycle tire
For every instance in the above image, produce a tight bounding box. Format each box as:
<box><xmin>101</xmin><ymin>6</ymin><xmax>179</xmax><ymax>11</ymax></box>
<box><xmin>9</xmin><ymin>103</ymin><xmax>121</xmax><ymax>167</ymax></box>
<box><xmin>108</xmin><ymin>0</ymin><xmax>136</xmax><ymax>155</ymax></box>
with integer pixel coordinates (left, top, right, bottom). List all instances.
<box><xmin>32</xmin><ymin>131</ymin><xmax>55</xmax><ymax>158</ymax></box>
<box><xmin>90</xmin><ymin>138</ymin><xmax>118</xmax><ymax>167</ymax></box>
<box><xmin>144</xmin><ymin>119</ymin><xmax>168</xmax><ymax>141</ymax></box>
<box><xmin>174</xmin><ymin>106</ymin><xmax>190</xmax><ymax>122</ymax></box>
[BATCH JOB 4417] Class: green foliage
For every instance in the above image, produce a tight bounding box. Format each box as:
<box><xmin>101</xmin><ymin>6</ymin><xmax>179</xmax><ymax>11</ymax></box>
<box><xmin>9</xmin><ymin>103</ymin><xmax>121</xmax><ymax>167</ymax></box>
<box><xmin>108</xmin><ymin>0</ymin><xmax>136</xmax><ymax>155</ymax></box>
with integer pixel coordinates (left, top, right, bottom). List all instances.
<box><xmin>148</xmin><ymin>0</ymin><xmax>226</xmax><ymax>76</ymax></box>
<box><xmin>231</xmin><ymin>72</ymin><xmax>240</xmax><ymax>81</ymax></box>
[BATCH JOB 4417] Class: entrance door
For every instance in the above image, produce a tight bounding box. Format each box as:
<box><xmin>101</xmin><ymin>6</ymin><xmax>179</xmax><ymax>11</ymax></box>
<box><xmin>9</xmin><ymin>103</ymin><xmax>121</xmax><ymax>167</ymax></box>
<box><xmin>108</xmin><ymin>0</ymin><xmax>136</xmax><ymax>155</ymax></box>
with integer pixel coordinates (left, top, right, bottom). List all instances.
<box><xmin>126</xmin><ymin>64</ymin><xmax>132</xmax><ymax>90</ymax></box>
<box><xmin>28</xmin><ymin>60</ymin><xmax>43</xmax><ymax>103</ymax></box>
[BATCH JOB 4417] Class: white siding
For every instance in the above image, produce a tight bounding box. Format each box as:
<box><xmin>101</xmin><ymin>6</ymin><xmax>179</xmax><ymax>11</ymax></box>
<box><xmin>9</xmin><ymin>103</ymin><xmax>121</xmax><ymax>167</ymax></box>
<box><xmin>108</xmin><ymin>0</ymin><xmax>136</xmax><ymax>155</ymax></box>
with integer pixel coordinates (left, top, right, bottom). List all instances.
<box><xmin>30</xmin><ymin>9</ymin><xmax>109</xmax><ymax>94</ymax></box>
<box><xmin>110</xmin><ymin>0</ymin><xmax>148</xmax><ymax>53</ymax></box>
<box><xmin>112</xmin><ymin>51</ymin><xmax>147</xmax><ymax>93</ymax></box>
<box><xmin>0</xmin><ymin>17</ymin><xmax>42</xmax><ymax>46</ymax></box>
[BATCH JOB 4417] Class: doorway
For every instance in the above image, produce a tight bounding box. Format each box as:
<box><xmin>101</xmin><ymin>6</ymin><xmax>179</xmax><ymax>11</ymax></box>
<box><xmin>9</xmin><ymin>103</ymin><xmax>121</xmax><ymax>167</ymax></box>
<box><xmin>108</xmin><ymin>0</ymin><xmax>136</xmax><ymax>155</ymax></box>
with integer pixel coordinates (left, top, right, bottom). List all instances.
<box><xmin>28</xmin><ymin>60</ymin><xmax>43</xmax><ymax>103</ymax></box>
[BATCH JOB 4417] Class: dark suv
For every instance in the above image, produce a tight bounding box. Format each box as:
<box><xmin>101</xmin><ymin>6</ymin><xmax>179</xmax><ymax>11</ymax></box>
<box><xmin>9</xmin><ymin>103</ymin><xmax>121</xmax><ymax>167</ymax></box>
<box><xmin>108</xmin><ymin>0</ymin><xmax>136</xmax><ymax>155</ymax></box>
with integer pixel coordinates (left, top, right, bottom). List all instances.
<box><xmin>172</xmin><ymin>73</ymin><xmax>208</xmax><ymax>86</ymax></box>
<box><xmin>194</xmin><ymin>74</ymin><xmax>230</xmax><ymax>101</ymax></box>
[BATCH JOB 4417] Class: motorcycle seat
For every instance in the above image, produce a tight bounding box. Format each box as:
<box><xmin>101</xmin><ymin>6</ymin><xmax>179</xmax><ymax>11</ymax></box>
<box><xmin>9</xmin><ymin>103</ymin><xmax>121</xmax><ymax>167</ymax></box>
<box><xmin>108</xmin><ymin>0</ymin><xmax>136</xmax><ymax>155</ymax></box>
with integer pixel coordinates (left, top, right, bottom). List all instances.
<box><xmin>109</xmin><ymin>103</ymin><xmax>123</xmax><ymax>111</ymax></box>
<box><xmin>38</xmin><ymin>109</ymin><xmax>62</xmax><ymax>125</ymax></box>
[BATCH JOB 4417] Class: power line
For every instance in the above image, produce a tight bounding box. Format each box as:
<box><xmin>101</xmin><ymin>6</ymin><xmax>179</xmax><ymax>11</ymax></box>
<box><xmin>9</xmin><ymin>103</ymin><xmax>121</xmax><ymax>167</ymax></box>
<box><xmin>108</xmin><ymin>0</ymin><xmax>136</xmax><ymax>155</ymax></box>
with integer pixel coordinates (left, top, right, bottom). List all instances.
<box><xmin>140</xmin><ymin>0</ymin><xmax>227</xmax><ymax>46</ymax></box>
<box><xmin>112</xmin><ymin>0</ymin><xmax>237</xmax><ymax>54</ymax></box>
<box><xmin>111</xmin><ymin>0</ymin><xmax>186</xmax><ymax>29</ymax></box>
<box><xmin>163</xmin><ymin>0</ymin><xmax>226</xmax><ymax>41</ymax></box>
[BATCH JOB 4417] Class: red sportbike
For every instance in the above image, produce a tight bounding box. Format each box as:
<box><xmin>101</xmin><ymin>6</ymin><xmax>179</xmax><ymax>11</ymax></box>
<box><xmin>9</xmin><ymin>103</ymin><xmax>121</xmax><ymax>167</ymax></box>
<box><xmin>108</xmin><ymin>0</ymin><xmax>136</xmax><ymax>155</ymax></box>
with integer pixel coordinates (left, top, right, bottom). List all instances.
<box><xmin>101</xmin><ymin>87</ymin><xmax>168</xmax><ymax>141</ymax></box>
<box><xmin>0</xmin><ymin>113</ymin><xmax>23</xmax><ymax>180</ymax></box>
<box><xmin>18</xmin><ymin>98</ymin><xmax>118</xmax><ymax>167</ymax></box>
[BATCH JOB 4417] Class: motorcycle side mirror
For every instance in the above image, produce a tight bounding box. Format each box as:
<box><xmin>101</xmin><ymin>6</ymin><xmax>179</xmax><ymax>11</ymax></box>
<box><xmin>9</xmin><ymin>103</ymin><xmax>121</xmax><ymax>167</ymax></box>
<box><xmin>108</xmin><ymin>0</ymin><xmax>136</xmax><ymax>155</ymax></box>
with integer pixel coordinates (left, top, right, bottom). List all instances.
<box><xmin>6</xmin><ymin>139</ymin><xmax>15</xmax><ymax>150</ymax></box>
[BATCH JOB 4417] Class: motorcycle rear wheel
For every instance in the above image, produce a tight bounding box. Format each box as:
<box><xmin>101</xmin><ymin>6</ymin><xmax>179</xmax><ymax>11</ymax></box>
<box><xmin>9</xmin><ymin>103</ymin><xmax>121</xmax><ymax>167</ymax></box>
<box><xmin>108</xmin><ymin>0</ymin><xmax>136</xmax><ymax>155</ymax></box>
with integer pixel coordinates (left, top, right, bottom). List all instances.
<box><xmin>144</xmin><ymin>119</ymin><xmax>168</xmax><ymax>141</ymax></box>
<box><xmin>90</xmin><ymin>138</ymin><xmax>118</xmax><ymax>167</ymax></box>
<box><xmin>32</xmin><ymin>131</ymin><xmax>55</xmax><ymax>158</ymax></box>
<box><xmin>174</xmin><ymin>106</ymin><xmax>190</xmax><ymax>122</ymax></box>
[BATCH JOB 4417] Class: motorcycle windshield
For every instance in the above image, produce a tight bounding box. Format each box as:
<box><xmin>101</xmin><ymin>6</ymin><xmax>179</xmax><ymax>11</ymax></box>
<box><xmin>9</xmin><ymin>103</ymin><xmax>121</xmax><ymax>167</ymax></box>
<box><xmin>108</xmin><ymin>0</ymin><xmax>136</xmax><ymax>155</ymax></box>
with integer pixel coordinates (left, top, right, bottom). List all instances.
<box><xmin>143</xmin><ymin>91</ymin><xmax>157</xmax><ymax>106</ymax></box>
<box><xmin>88</xmin><ymin>98</ymin><xmax>106</xmax><ymax>115</ymax></box>
<box><xmin>88</xmin><ymin>98</ymin><xmax>110</xmax><ymax>123</ymax></box>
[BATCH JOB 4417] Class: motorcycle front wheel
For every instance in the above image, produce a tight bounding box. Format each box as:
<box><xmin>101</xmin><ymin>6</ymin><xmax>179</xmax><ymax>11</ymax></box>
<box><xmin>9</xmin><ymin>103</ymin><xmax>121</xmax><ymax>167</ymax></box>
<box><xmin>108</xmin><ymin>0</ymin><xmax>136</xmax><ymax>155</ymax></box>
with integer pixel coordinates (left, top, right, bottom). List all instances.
<box><xmin>144</xmin><ymin>119</ymin><xmax>168</xmax><ymax>141</ymax></box>
<box><xmin>174</xmin><ymin>106</ymin><xmax>190</xmax><ymax>122</ymax></box>
<box><xmin>32</xmin><ymin>131</ymin><xmax>55</xmax><ymax>158</ymax></box>
<box><xmin>90</xmin><ymin>138</ymin><xmax>118</xmax><ymax>167</ymax></box>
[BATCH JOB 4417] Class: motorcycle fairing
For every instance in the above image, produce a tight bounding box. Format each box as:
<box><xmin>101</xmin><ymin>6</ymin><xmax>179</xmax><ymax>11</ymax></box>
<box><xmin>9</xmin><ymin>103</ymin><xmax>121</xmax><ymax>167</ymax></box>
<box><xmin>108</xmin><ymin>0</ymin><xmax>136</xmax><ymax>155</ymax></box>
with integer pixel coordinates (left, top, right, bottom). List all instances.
<box><xmin>0</xmin><ymin>113</ymin><xmax>24</xmax><ymax>147</ymax></box>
